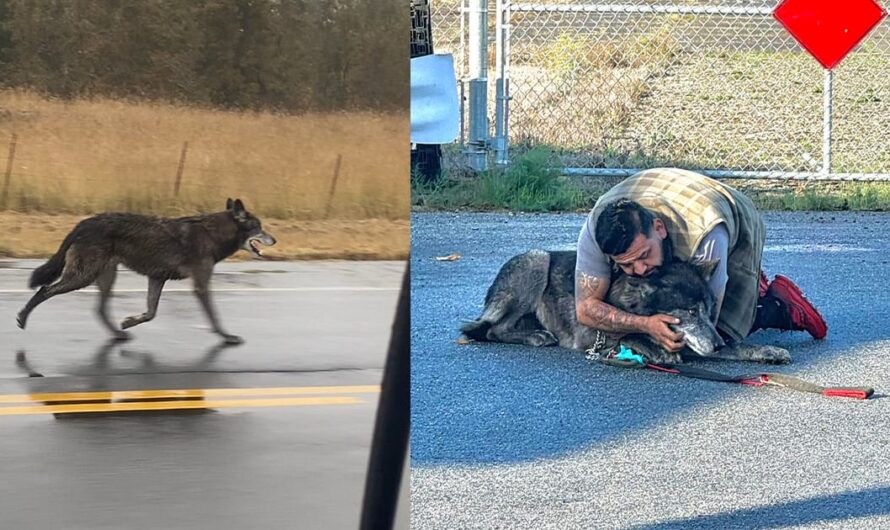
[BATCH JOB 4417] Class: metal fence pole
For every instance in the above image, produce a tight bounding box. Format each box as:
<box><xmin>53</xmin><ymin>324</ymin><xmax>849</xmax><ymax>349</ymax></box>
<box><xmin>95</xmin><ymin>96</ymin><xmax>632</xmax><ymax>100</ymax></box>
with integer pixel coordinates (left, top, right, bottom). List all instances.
<box><xmin>504</xmin><ymin>3</ymin><xmax>512</xmax><ymax>166</ymax></box>
<box><xmin>494</xmin><ymin>0</ymin><xmax>507</xmax><ymax>166</ymax></box>
<box><xmin>822</xmin><ymin>69</ymin><xmax>833</xmax><ymax>176</ymax></box>
<box><xmin>459</xmin><ymin>0</ymin><xmax>467</xmax><ymax>149</ymax></box>
<box><xmin>466</xmin><ymin>0</ymin><xmax>489</xmax><ymax>171</ymax></box>
<box><xmin>2</xmin><ymin>133</ymin><xmax>17</xmax><ymax>209</ymax></box>
<box><xmin>174</xmin><ymin>141</ymin><xmax>188</xmax><ymax>196</ymax></box>
<box><xmin>325</xmin><ymin>153</ymin><xmax>343</xmax><ymax>218</ymax></box>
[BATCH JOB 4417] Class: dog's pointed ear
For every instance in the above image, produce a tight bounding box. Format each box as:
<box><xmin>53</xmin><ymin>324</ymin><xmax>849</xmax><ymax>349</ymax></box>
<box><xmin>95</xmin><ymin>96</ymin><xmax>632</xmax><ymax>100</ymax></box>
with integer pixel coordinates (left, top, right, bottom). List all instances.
<box><xmin>226</xmin><ymin>198</ymin><xmax>234</xmax><ymax>211</ymax></box>
<box><xmin>692</xmin><ymin>258</ymin><xmax>720</xmax><ymax>281</ymax></box>
<box><xmin>233</xmin><ymin>199</ymin><xmax>245</xmax><ymax>212</ymax></box>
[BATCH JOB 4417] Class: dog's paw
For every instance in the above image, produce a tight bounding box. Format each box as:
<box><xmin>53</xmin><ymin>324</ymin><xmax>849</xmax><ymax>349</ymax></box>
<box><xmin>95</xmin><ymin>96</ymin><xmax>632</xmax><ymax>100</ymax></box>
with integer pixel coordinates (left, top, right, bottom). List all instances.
<box><xmin>16</xmin><ymin>312</ymin><xmax>26</xmax><ymax>330</ymax></box>
<box><xmin>222</xmin><ymin>334</ymin><xmax>244</xmax><ymax>345</ymax></box>
<box><xmin>755</xmin><ymin>345</ymin><xmax>792</xmax><ymax>365</ymax></box>
<box><xmin>120</xmin><ymin>316</ymin><xmax>141</xmax><ymax>330</ymax></box>
<box><xmin>526</xmin><ymin>330</ymin><xmax>558</xmax><ymax>347</ymax></box>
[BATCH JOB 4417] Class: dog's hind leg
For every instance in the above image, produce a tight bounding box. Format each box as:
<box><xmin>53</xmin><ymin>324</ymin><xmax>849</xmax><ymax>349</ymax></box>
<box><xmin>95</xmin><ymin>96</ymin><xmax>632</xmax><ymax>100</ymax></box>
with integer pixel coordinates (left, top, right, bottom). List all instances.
<box><xmin>463</xmin><ymin>290</ymin><xmax>558</xmax><ymax>346</ymax></box>
<box><xmin>487</xmin><ymin>327</ymin><xmax>559</xmax><ymax>347</ymax></box>
<box><xmin>483</xmin><ymin>313</ymin><xmax>558</xmax><ymax>347</ymax></box>
<box><xmin>462</xmin><ymin>250</ymin><xmax>555</xmax><ymax>347</ymax></box>
<box><xmin>95</xmin><ymin>263</ymin><xmax>130</xmax><ymax>341</ymax></box>
<box><xmin>535</xmin><ymin>296</ymin><xmax>578</xmax><ymax>349</ymax></box>
<box><xmin>121</xmin><ymin>278</ymin><xmax>166</xmax><ymax>331</ymax></box>
<box><xmin>17</xmin><ymin>253</ymin><xmax>103</xmax><ymax>330</ymax></box>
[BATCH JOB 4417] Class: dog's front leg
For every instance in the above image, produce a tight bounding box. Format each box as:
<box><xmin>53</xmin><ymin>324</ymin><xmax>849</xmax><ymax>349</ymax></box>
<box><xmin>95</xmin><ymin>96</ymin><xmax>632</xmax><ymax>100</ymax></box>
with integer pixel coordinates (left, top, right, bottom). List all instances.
<box><xmin>709</xmin><ymin>342</ymin><xmax>791</xmax><ymax>364</ymax></box>
<box><xmin>192</xmin><ymin>270</ymin><xmax>242</xmax><ymax>345</ymax></box>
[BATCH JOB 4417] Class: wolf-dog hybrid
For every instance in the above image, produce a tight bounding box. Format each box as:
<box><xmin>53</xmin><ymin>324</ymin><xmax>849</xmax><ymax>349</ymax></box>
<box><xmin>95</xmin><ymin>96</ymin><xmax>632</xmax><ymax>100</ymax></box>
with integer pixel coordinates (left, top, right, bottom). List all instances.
<box><xmin>16</xmin><ymin>198</ymin><xmax>276</xmax><ymax>344</ymax></box>
<box><xmin>461</xmin><ymin>250</ymin><xmax>789</xmax><ymax>364</ymax></box>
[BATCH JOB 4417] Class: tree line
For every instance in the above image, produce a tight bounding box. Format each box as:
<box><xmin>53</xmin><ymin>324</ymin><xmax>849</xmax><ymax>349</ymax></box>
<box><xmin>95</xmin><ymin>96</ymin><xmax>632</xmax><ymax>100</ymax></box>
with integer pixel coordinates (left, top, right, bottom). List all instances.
<box><xmin>0</xmin><ymin>0</ymin><xmax>407</xmax><ymax>112</ymax></box>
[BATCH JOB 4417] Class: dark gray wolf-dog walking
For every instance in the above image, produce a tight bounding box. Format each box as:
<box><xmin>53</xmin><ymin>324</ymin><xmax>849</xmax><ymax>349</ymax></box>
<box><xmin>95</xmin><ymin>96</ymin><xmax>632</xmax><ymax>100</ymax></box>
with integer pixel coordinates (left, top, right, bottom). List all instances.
<box><xmin>16</xmin><ymin>198</ymin><xmax>276</xmax><ymax>344</ymax></box>
<box><xmin>461</xmin><ymin>250</ymin><xmax>789</xmax><ymax>364</ymax></box>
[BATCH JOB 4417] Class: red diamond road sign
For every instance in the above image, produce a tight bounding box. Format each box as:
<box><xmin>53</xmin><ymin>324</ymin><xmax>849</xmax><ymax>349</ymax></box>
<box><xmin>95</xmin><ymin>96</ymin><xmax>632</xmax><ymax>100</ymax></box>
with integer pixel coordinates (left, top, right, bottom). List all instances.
<box><xmin>774</xmin><ymin>0</ymin><xmax>887</xmax><ymax>69</ymax></box>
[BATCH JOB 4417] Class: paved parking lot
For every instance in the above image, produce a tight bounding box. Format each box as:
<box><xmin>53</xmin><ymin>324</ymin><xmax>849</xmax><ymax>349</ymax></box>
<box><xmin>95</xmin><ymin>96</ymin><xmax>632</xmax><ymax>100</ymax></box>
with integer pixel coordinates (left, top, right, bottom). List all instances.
<box><xmin>411</xmin><ymin>211</ymin><xmax>890</xmax><ymax>530</ymax></box>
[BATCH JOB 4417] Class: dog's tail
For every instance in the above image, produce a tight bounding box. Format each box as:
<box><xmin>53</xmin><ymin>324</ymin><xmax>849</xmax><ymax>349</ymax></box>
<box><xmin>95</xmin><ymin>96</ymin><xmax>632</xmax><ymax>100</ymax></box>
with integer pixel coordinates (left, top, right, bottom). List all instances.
<box><xmin>459</xmin><ymin>298</ymin><xmax>512</xmax><ymax>342</ymax></box>
<box><xmin>29</xmin><ymin>229</ymin><xmax>79</xmax><ymax>289</ymax></box>
<box><xmin>459</xmin><ymin>319</ymin><xmax>492</xmax><ymax>341</ymax></box>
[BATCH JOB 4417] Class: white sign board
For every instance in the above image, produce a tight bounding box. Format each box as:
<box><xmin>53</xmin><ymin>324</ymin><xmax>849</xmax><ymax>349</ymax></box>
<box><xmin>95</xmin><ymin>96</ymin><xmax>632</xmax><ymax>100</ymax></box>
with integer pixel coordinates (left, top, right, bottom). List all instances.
<box><xmin>410</xmin><ymin>54</ymin><xmax>459</xmax><ymax>144</ymax></box>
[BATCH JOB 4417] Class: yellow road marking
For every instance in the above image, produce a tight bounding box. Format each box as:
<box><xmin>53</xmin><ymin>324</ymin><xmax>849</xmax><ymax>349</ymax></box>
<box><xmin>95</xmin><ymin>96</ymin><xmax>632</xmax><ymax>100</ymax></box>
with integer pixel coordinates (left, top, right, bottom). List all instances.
<box><xmin>0</xmin><ymin>396</ymin><xmax>363</xmax><ymax>416</ymax></box>
<box><xmin>0</xmin><ymin>385</ymin><xmax>380</xmax><ymax>404</ymax></box>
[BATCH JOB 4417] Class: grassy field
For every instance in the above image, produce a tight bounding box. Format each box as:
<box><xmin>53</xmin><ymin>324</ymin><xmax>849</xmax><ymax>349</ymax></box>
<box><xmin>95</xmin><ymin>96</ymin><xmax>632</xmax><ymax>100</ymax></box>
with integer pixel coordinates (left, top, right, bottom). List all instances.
<box><xmin>0</xmin><ymin>90</ymin><xmax>408</xmax><ymax>220</ymax></box>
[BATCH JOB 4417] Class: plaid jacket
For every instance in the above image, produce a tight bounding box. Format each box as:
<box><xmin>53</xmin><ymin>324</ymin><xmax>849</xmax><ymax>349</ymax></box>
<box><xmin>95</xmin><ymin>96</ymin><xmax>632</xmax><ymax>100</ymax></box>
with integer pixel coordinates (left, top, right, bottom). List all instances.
<box><xmin>590</xmin><ymin>168</ymin><xmax>765</xmax><ymax>341</ymax></box>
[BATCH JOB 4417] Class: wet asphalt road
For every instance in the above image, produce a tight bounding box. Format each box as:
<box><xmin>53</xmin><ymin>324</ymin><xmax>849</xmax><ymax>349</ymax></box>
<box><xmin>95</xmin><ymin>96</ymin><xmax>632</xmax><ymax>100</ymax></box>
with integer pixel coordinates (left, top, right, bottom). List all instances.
<box><xmin>411</xmin><ymin>211</ymin><xmax>890</xmax><ymax>530</ymax></box>
<box><xmin>0</xmin><ymin>260</ymin><xmax>405</xmax><ymax>530</ymax></box>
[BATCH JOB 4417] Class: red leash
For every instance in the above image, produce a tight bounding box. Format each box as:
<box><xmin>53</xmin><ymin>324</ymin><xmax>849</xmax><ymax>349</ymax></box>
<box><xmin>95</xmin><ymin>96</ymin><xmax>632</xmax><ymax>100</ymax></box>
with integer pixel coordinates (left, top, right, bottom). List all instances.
<box><xmin>601</xmin><ymin>354</ymin><xmax>874</xmax><ymax>400</ymax></box>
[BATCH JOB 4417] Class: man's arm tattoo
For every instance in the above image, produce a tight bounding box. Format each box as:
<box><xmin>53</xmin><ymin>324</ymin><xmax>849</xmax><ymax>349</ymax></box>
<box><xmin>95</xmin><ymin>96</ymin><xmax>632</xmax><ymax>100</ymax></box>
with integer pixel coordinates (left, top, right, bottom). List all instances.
<box><xmin>575</xmin><ymin>271</ymin><xmax>645</xmax><ymax>334</ymax></box>
<box><xmin>582</xmin><ymin>302</ymin><xmax>643</xmax><ymax>333</ymax></box>
<box><xmin>576</xmin><ymin>271</ymin><xmax>601</xmax><ymax>297</ymax></box>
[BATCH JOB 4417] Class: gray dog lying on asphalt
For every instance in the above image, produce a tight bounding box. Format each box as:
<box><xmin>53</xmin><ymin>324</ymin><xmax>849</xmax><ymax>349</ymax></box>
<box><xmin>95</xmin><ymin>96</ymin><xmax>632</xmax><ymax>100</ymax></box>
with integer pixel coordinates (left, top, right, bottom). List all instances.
<box><xmin>461</xmin><ymin>250</ymin><xmax>790</xmax><ymax>364</ymax></box>
<box><xmin>17</xmin><ymin>198</ymin><xmax>276</xmax><ymax>344</ymax></box>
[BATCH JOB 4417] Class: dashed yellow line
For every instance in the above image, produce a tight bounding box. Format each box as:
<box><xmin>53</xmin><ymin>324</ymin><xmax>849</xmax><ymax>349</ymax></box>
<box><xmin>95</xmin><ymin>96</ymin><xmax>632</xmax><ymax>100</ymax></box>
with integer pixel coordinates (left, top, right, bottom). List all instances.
<box><xmin>0</xmin><ymin>385</ymin><xmax>379</xmax><ymax>416</ymax></box>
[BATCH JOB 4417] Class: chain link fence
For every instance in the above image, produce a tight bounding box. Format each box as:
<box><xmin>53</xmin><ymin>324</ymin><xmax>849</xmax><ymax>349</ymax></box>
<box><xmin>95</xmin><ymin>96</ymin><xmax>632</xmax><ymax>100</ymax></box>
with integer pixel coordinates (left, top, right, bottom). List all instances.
<box><xmin>432</xmin><ymin>0</ymin><xmax>890</xmax><ymax>180</ymax></box>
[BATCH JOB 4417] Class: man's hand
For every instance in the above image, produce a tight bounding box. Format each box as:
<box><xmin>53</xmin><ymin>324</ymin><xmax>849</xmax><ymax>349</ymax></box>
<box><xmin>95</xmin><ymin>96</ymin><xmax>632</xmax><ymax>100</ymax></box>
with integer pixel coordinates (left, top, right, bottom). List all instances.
<box><xmin>643</xmin><ymin>314</ymin><xmax>685</xmax><ymax>352</ymax></box>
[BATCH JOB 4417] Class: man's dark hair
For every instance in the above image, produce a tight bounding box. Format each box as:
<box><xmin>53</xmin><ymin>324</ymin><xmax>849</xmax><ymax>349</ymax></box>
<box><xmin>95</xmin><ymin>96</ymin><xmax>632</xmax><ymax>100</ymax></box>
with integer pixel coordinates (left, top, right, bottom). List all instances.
<box><xmin>594</xmin><ymin>199</ymin><xmax>657</xmax><ymax>255</ymax></box>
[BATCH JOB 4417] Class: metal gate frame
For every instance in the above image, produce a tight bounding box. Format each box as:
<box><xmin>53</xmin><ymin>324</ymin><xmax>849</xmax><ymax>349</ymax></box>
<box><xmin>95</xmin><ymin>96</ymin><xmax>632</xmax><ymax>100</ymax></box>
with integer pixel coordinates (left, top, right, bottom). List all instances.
<box><xmin>483</xmin><ymin>1</ymin><xmax>890</xmax><ymax>181</ymax></box>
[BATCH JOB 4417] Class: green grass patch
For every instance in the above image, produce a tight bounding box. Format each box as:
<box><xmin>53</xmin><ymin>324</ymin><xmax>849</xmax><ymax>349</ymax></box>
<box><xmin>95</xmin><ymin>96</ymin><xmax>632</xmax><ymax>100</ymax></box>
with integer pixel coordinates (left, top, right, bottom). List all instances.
<box><xmin>412</xmin><ymin>147</ymin><xmax>589</xmax><ymax>212</ymax></box>
<box><xmin>761</xmin><ymin>183</ymin><xmax>890</xmax><ymax>211</ymax></box>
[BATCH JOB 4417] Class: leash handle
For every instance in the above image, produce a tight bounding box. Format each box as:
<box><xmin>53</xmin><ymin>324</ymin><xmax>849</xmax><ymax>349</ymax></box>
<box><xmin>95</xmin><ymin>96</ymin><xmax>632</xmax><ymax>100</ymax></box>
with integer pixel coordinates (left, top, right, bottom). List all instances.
<box><xmin>763</xmin><ymin>374</ymin><xmax>874</xmax><ymax>400</ymax></box>
<box><xmin>822</xmin><ymin>387</ymin><xmax>874</xmax><ymax>400</ymax></box>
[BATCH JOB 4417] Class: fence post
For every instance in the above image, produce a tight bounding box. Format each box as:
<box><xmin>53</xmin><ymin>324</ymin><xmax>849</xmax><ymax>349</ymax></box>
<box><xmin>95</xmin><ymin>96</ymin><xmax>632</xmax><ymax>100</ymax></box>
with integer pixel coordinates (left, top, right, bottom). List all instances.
<box><xmin>325</xmin><ymin>154</ymin><xmax>343</xmax><ymax>218</ymax></box>
<box><xmin>2</xmin><ymin>133</ymin><xmax>17</xmax><ymax>209</ymax></box>
<box><xmin>174</xmin><ymin>141</ymin><xmax>189</xmax><ymax>196</ymax></box>
<box><xmin>466</xmin><ymin>0</ymin><xmax>489</xmax><ymax>171</ymax></box>
<box><xmin>821</xmin><ymin>70</ymin><xmax>832</xmax><ymax>177</ymax></box>
<box><xmin>493</xmin><ymin>0</ymin><xmax>510</xmax><ymax>166</ymax></box>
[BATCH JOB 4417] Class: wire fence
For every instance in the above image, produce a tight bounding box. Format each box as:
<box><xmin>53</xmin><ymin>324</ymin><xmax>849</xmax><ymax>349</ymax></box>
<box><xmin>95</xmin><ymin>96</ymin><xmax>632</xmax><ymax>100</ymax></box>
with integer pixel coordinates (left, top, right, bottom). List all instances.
<box><xmin>0</xmin><ymin>133</ymin><xmax>397</xmax><ymax>220</ymax></box>
<box><xmin>432</xmin><ymin>0</ymin><xmax>890</xmax><ymax>180</ymax></box>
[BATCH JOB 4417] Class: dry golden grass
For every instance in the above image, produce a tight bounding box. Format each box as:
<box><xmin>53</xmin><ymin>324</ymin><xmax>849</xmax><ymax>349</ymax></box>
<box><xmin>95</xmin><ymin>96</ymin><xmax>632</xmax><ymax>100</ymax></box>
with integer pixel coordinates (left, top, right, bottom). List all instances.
<box><xmin>0</xmin><ymin>90</ymin><xmax>409</xmax><ymax>220</ymax></box>
<box><xmin>0</xmin><ymin>212</ymin><xmax>409</xmax><ymax>261</ymax></box>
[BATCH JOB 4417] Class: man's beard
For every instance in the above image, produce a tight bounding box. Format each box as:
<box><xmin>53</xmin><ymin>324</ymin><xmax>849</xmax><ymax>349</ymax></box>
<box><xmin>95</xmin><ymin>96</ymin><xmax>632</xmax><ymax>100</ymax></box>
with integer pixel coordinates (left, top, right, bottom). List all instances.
<box><xmin>661</xmin><ymin>236</ymin><xmax>674</xmax><ymax>263</ymax></box>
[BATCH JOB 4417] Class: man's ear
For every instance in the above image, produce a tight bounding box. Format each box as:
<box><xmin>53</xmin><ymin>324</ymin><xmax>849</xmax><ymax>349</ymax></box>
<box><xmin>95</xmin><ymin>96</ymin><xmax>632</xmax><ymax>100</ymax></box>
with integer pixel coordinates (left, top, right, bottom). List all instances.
<box><xmin>226</xmin><ymin>198</ymin><xmax>234</xmax><ymax>210</ymax></box>
<box><xmin>692</xmin><ymin>258</ymin><xmax>720</xmax><ymax>281</ymax></box>
<box><xmin>653</xmin><ymin>218</ymin><xmax>667</xmax><ymax>239</ymax></box>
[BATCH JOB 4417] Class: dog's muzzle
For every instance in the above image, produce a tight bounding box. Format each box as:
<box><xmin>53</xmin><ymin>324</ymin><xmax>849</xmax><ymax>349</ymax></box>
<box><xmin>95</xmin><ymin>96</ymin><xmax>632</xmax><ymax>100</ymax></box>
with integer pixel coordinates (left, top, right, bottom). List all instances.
<box><xmin>675</xmin><ymin>318</ymin><xmax>725</xmax><ymax>356</ymax></box>
<box><xmin>244</xmin><ymin>231</ymin><xmax>276</xmax><ymax>258</ymax></box>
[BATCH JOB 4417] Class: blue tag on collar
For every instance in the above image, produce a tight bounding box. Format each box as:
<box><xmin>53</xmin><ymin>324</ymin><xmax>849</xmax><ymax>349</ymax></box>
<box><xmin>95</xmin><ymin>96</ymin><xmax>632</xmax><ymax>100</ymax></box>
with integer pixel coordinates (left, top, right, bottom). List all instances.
<box><xmin>615</xmin><ymin>345</ymin><xmax>645</xmax><ymax>365</ymax></box>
